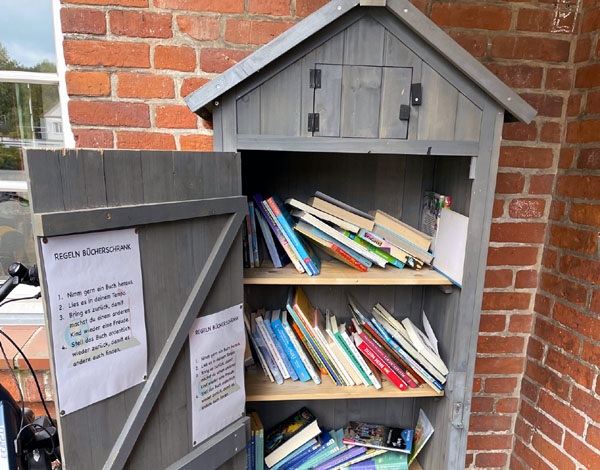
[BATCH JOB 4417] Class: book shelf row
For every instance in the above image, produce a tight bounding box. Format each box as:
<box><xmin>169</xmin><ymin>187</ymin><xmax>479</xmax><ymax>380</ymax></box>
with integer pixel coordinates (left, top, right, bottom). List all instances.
<box><xmin>245</xmin><ymin>368</ymin><xmax>444</xmax><ymax>401</ymax></box>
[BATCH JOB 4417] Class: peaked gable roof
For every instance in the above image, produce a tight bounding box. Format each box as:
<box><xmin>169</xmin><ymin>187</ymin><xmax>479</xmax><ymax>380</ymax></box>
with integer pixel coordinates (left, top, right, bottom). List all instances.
<box><xmin>186</xmin><ymin>0</ymin><xmax>536</xmax><ymax>123</ymax></box>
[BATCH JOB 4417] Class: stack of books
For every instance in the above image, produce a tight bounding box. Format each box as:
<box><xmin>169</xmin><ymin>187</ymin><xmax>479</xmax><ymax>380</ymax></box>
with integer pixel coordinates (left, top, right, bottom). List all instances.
<box><xmin>245</xmin><ymin>191</ymin><xmax>438</xmax><ymax>275</ymax></box>
<box><xmin>253</xmin><ymin>407</ymin><xmax>433</xmax><ymax>469</ymax></box>
<box><xmin>244</xmin><ymin>287</ymin><xmax>447</xmax><ymax>394</ymax></box>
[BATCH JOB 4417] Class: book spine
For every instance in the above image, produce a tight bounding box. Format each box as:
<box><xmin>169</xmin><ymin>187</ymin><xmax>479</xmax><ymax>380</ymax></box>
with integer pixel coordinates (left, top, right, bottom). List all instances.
<box><xmin>328</xmin><ymin>240</ymin><xmax>369</xmax><ymax>272</ymax></box>
<box><xmin>287</xmin><ymin>436</ymin><xmax>334</xmax><ymax>469</ymax></box>
<box><xmin>248</xmin><ymin>202</ymin><xmax>260</xmax><ymax>267</ymax></box>
<box><xmin>358</xmin><ymin>330</ymin><xmax>417</xmax><ymax>388</ymax></box>
<box><xmin>257</xmin><ymin>426</ymin><xmax>264</xmax><ymax>470</ymax></box>
<box><xmin>255</xmin><ymin>208</ymin><xmax>283</xmax><ymax>268</ymax></box>
<box><xmin>263</xmin><ymin>200</ymin><xmax>307</xmax><ymax>274</ymax></box>
<box><xmin>355</xmin><ymin>335</ymin><xmax>407</xmax><ymax>391</ymax></box>
<box><xmin>328</xmin><ymin>330</ymin><xmax>363</xmax><ymax>386</ymax></box>
<box><xmin>340</xmin><ymin>330</ymin><xmax>379</xmax><ymax>389</ymax></box>
<box><xmin>265</xmin><ymin>318</ymin><xmax>298</xmax><ymax>381</ymax></box>
<box><xmin>345</xmin><ymin>232</ymin><xmax>405</xmax><ymax>269</ymax></box>
<box><xmin>372</xmin><ymin>318</ymin><xmax>443</xmax><ymax>391</ymax></box>
<box><xmin>251</xmin><ymin>330</ymin><xmax>284</xmax><ymax>384</ymax></box>
<box><xmin>268</xmin><ymin>197</ymin><xmax>318</xmax><ymax>275</ymax></box>
<box><xmin>282</xmin><ymin>320</ymin><xmax>321</xmax><ymax>385</ymax></box>
<box><xmin>314</xmin><ymin>447</ymin><xmax>367</xmax><ymax>470</ymax></box>
<box><xmin>271</xmin><ymin>318</ymin><xmax>310</xmax><ymax>382</ymax></box>
<box><xmin>291</xmin><ymin>306</ymin><xmax>343</xmax><ymax>385</ymax></box>
<box><xmin>314</xmin><ymin>327</ymin><xmax>352</xmax><ymax>386</ymax></box>
<box><xmin>291</xmin><ymin>321</ymin><xmax>331</xmax><ymax>379</ymax></box>
<box><xmin>256</xmin><ymin>316</ymin><xmax>290</xmax><ymax>379</ymax></box>
<box><xmin>333</xmin><ymin>332</ymin><xmax>370</xmax><ymax>386</ymax></box>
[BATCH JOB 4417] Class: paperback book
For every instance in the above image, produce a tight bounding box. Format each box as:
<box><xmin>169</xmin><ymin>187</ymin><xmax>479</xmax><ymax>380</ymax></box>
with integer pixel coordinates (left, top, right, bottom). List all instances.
<box><xmin>342</xmin><ymin>422</ymin><xmax>414</xmax><ymax>454</ymax></box>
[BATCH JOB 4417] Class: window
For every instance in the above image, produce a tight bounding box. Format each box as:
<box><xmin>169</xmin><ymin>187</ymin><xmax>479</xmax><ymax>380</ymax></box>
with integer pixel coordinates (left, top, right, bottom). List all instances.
<box><xmin>0</xmin><ymin>0</ymin><xmax>73</xmax><ymax>323</ymax></box>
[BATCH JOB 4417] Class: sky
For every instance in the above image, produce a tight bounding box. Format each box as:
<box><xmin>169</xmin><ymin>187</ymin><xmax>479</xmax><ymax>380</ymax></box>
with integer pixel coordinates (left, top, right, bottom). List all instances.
<box><xmin>0</xmin><ymin>0</ymin><xmax>56</xmax><ymax>67</ymax></box>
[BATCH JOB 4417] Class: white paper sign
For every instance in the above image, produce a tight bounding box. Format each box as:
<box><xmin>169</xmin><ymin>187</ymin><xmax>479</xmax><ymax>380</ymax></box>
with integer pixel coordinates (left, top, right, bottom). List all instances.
<box><xmin>41</xmin><ymin>228</ymin><xmax>147</xmax><ymax>414</ymax></box>
<box><xmin>189</xmin><ymin>304</ymin><xmax>245</xmax><ymax>446</ymax></box>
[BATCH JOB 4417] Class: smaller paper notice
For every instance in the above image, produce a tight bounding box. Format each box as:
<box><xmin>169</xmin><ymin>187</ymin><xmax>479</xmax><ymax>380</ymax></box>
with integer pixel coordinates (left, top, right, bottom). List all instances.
<box><xmin>190</xmin><ymin>304</ymin><xmax>245</xmax><ymax>446</ymax></box>
<box><xmin>41</xmin><ymin>228</ymin><xmax>147</xmax><ymax>415</ymax></box>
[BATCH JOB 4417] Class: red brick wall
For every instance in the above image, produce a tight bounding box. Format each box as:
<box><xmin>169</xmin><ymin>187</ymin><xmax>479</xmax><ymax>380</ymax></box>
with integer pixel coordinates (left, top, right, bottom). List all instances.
<box><xmin>55</xmin><ymin>1</ymin><xmax>597</xmax><ymax>469</ymax></box>
<box><xmin>510</xmin><ymin>1</ymin><xmax>600</xmax><ymax>468</ymax></box>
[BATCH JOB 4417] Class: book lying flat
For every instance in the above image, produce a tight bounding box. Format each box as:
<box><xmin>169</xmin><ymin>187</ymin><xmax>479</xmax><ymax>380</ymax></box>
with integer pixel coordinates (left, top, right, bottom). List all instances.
<box><xmin>286</xmin><ymin>198</ymin><xmax>361</xmax><ymax>233</ymax></box>
<box><xmin>343</xmin><ymin>421</ymin><xmax>414</xmax><ymax>454</ymax></box>
<box><xmin>315</xmin><ymin>191</ymin><xmax>375</xmax><ymax>221</ymax></box>
<box><xmin>371</xmin><ymin>224</ymin><xmax>433</xmax><ymax>265</ymax></box>
<box><xmin>348</xmin><ymin>451</ymin><xmax>409</xmax><ymax>469</ymax></box>
<box><xmin>371</xmin><ymin>210</ymin><xmax>432</xmax><ymax>251</ymax></box>
<box><xmin>264</xmin><ymin>407</ymin><xmax>321</xmax><ymax>468</ymax></box>
<box><xmin>344</xmin><ymin>232</ymin><xmax>404</xmax><ymax>269</ymax></box>
<box><xmin>309</xmin><ymin>196</ymin><xmax>375</xmax><ymax>231</ymax></box>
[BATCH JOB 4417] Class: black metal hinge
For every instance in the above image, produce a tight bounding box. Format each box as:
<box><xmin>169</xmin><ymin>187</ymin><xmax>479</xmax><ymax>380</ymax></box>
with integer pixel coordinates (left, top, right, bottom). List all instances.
<box><xmin>411</xmin><ymin>83</ymin><xmax>422</xmax><ymax>106</ymax></box>
<box><xmin>308</xmin><ymin>113</ymin><xmax>320</xmax><ymax>132</ymax></box>
<box><xmin>399</xmin><ymin>104</ymin><xmax>410</xmax><ymax>121</ymax></box>
<box><xmin>309</xmin><ymin>69</ymin><xmax>321</xmax><ymax>89</ymax></box>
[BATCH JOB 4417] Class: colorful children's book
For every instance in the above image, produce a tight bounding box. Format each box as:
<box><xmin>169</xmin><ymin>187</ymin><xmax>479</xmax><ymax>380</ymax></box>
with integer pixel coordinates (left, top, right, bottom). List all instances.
<box><xmin>409</xmin><ymin>409</ymin><xmax>434</xmax><ymax>465</ymax></box>
<box><xmin>295</xmin><ymin>221</ymin><xmax>371</xmax><ymax>272</ymax></box>
<box><xmin>264</xmin><ymin>407</ymin><xmax>321</xmax><ymax>468</ymax></box>
<box><xmin>344</xmin><ymin>232</ymin><xmax>404</xmax><ymax>269</ymax></box>
<box><xmin>267</xmin><ymin>196</ymin><xmax>320</xmax><ymax>275</ymax></box>
<box><xmin>352</xmin><ymin>333</ymin><xmax>408</xmax><ymax>391</ymax></box>
<box><xmin>264</xmin><ymin>313</ymin><xmax>298</xmax><ymax>381</ymax></box>
<box><xmin>271</xmin><ymin>309</ymin><xmax>310</xmax><ymax>382</ymax></box>
<box><xmin>281</xmin><ymin>307</ymin><xmax>321</xmax><ymax>384</ymax></box>
<box><xmin>357</xmin><ymin>229</ymin><xmax>420</xmax><ymax>268</ymax></box>
<box><xmin>343</xmin><ymin>422</ymin><xmax>414</xmax><ymax>454</ymax></box>
<box><xmin>255</xmin><ymin>193</ymin><xmax>304</xmax><ymax>274</ymax></box>
<box><xmin>347</xmin><ymin>451</ymin><xmax>409</xmax><ymax>469</ymax></box>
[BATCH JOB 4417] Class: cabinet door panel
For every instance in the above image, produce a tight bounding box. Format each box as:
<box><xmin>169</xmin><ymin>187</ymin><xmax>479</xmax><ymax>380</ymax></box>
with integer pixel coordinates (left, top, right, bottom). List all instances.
<box><xmin>340</xmin><ymin>65</ymin><xmax>382</xmax><ymax>138</ymax></box>
<box><xmin>379</xmin><ymin>67</ymin><xmax>412</xmax><ymax>139</ymax></box>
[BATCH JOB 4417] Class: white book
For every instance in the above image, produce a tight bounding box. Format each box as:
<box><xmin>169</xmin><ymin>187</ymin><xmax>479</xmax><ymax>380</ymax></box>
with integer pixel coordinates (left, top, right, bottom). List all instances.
<box><xmin>328</xmin><ymin>312</ymin><xmax>369</xmax><ymax>387</ymax></box>
<box><xmin>372</xmin><ymin>304</ymin><xmax>446</xmax><ymax>383</ymax></box>
<box><xmin>402</xmin><ymin>318</ymin><xmax>448</xmax><ymax>376</ymax></box>
<box><xmin>313</xmin><ymin>308</ymin><xmax>354</xmax><ymax>386</ymax></box>
<box><xmin>325</xmin><ymin>311</ymin><xmax>363</xmax><ymax>386</ymax></box>
<box><xmin>291</xmin><ymin>210</ymin><xmax>386</xmax><ymax>267</ymax></box>
<box><xmin>285</xmin><ymin>198</ymin><xmax>360</xmax><ymax>233</ymax></box>
<box><xmin>255</xmin><ymin>315</ymin><xmax>291</xmax><ymax>379</ymax></box>
<box><xmin>340</xmin><ymin>327</ymin><xmax>381</xmax><ymax>389</ymax></box>
<box><xmin>281</xmin><ymin>308</ymin><xmax>321</xmax><ymax>385</ymax></box>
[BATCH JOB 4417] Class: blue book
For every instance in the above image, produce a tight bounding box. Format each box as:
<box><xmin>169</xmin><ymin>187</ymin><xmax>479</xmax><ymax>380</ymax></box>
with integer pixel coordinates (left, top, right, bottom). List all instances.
<box><xmin>253</xmin><ymin>194</ymin><xmax>290</xmax><ymax>267</ymax></box>
<box><xmin>267</xmin><ymin>196</ymin><xmax>320</xmax><ymax>275</ymax></box>
<box><xmin>305</xmin><ymin>429</ymin><xmax>348</xmax><ymax>469</ymax></box>
<box><xmin>271</xmin><ymin>309</ymin><xmax>310</xmax><ymax>382</ymax></box>
<box><xmin>269</xmin><ymin>436</ymin><xmax>319</xmax><ymax>470</ymax></box>
<box><xmin>286</xmin><ymin>287</ymin><xmax>343</xmax><ymax>386</ymax></box>
<box><xmin>284</xmin><ymin>429</ymin><xmax>334</xmax><ymax>469</ymax></box>
<box><xmin>371</xmin><ymin>318</ymin><xmax>443</xmax><ymax>392</ymax></box>
<box><xmin>264</xmin><ymin>314</ymin><xmax>298</xmax><ymax>381</ymax></box>
<box><xmin>296</xmin><ymin>429</ymin><xmax>340</xmax><ymax>470</ymax></box>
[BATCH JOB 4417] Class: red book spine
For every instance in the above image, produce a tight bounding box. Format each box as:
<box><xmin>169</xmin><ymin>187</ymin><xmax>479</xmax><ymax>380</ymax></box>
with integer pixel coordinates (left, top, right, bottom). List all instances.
<box><xmin>355</xmin><ymin>337</ymin><xmax>407</xmax><ymax>391</ymax></box>
<box><xmin>358</xmin><ymin>331</ymin><xmax>416</xmax><ymax>388</ymax></box>
<box><xmin>328</xmin><ymin>242</ymin><xmax>368</xmax><ymax>272</ymax></box>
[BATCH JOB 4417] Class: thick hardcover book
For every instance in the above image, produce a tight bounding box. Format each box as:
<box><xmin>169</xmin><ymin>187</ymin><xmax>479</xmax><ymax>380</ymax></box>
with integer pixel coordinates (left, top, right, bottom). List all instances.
<box><xmin>286</xmin><ymin>197</ymin><xmax>361</xmax><ymax>233</ymax></box>
<box><xmin>264</xmin><ymin>314</ymin><xmax>297</xmax><ymax>381</ymax></box>
<box><xmin>348</xmin><ymin>451</ymin><xmax>409</xmax><ymax>469</ymax></box>
<box><xmin>281</xmin><ymin>307</ymin><xmax>321</xmax><ymax>384</ymax></box>
<box><xmin>295</xmin><ymin>221</ymin><xmax>371</xmax><ymax>272</ymax></box>
<box><xmin>248</xmin><ymin>201</ymin><xmax>260</xmax><ymax>267</ymax></box>
<box><xmin>371</xmin><ymin>209</ymin><xmax>432</xmax><ymax>251</ymax></box>
<box><xmin>271</xmin><ymin>309</ymin><xmax>309</xmax><ymax>382</ymax></box>
<box><xmin>267</xmin><ymin>196</ymin><xmax>320</xmax><ymax>275</ymax></box>
<box><xmin>243</xmin><ymin>313</ymin><xmax>274</xmax><ymax>383</ymax></box>
<box><xmin>288</xmin><ymin>287</ymin><xmax>343</xmax><ymax>385</ymax></box>
<box><xmin>255</xmin><ymin>208</ymin><xmax>286</xmax><ymax>268</ymax></box>
<box><xmin>353</xmin><ymin>334</ymin><xmax>407</xmax><ymax>391</ymax></box>
<box><xmin>343</xmin><ymin>421</ymin><xmax>414</xmax><ymax>454</ymax></box>
<box><xmin>372</xmin><ymin>224</ymin><xmax>434</xmax><ymax>265</ymax></box>
<box><xmin>344</xmin><ymin>232</ymin><xmax>405</xmax><ymax>269</ymax></box>
<box><xmin>371</xmin><ymin>316</ymin><xmax>443</xmax><ymax>393</ymax></box>
<box><xmin>256</xmin><ymin>314</ymin><xmax>291</xmax><ymax>380</ymax></box>
<box><xmin>254</xmin><ymin>193</ymin><xmax>304</xmax><ymax>273</ymax></box>
<box><xmin>372</xmin><ymin>306</ymin><xmax>446</xmax><ymax>384</ymax></box>
<box><xmin>293</xmin><ymin>210</ymin><xmax>386</xmax><ymax>267</ymax></box>
<box><xmin>264</xmin><ymin>407</ymin><xmax>321</xmax><ymax>468</ymax></box>
<box><xmin>251</xmin><ymin>313</ymin><xmax>284</xmax><ymax>384</ymax></box>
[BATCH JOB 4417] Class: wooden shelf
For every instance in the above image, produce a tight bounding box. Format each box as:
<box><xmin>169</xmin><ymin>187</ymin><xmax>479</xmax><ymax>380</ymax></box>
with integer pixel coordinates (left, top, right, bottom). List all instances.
<box><xmin>244</xmin><ymin>260</ymin><xmax>452</xmax><ymax>286</ymax></box>
<box><xmin>245</xmin><ymin>368</ymin><xmax>444</xmax><ymax>402</ymax></box>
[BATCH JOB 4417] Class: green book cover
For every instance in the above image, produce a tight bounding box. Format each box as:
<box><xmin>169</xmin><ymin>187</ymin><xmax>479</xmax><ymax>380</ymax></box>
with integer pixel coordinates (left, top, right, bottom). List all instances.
<box><xmin>333</xmin><ymin>331</ymin><xmax>371</xmax><ymax>386</ymax></box>
<box><xmin>344</xmin><ymin>232</ymin><xmax>405</xmax><ymax>269</ymax></box>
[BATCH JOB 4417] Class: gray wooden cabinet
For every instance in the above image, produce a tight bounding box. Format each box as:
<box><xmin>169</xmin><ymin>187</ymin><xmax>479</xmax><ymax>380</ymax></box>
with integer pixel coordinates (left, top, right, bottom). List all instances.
<box><xmin>185</xmin><ymin>1</ymin><xmax>536</xmax><ymax>470</ymax></box>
